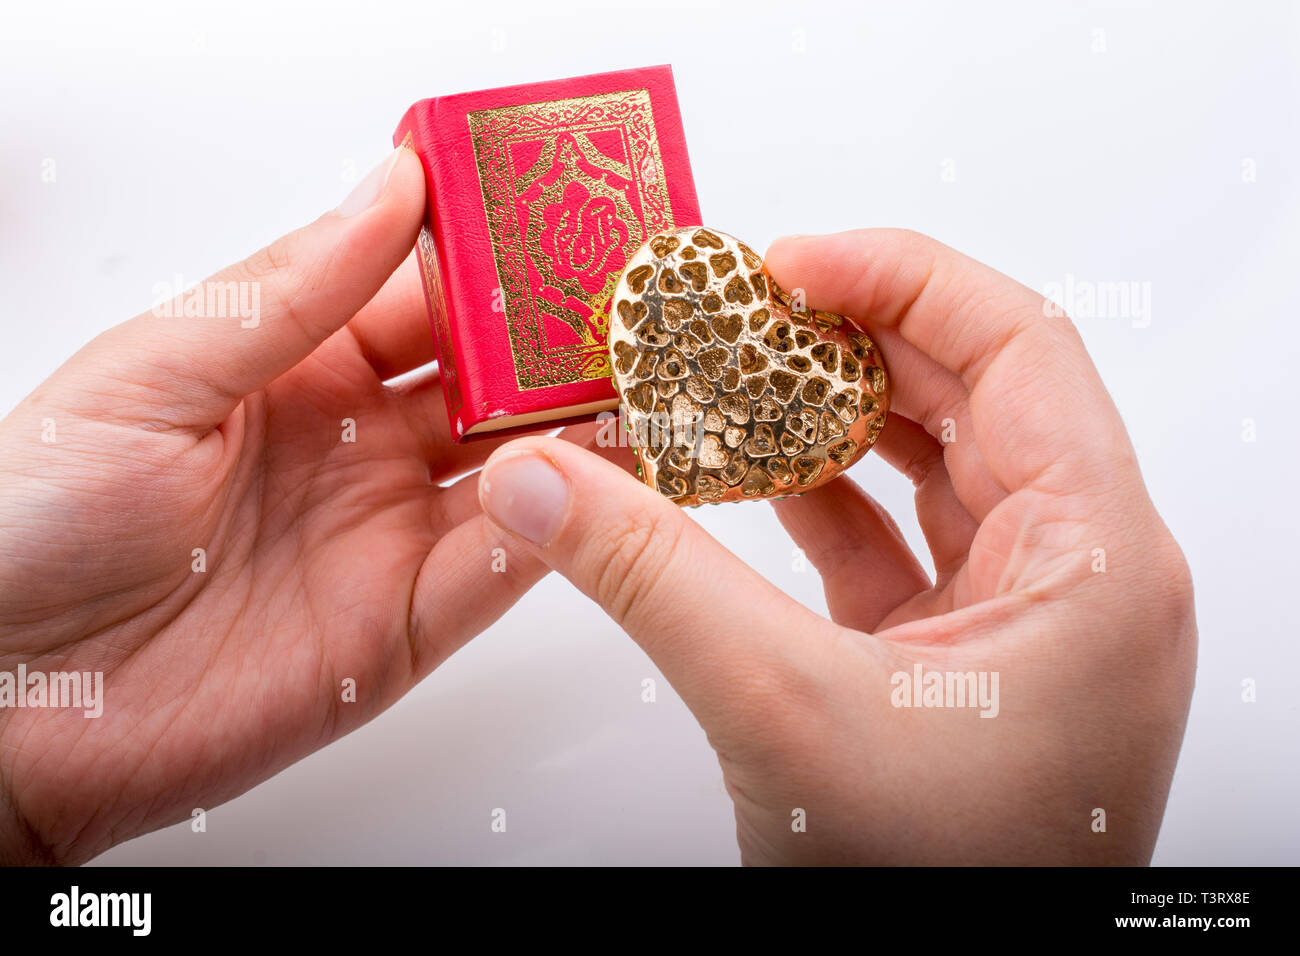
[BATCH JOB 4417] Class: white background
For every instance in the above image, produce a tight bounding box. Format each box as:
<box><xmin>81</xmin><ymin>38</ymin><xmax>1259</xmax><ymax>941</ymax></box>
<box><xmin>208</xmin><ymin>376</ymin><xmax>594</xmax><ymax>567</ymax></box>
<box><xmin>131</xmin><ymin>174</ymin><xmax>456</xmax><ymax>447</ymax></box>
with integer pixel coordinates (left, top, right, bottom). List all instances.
<box><xmin>1</xmin><ymin>0</ymin><xmax>1296</xmax><ymax>865</ymax></box>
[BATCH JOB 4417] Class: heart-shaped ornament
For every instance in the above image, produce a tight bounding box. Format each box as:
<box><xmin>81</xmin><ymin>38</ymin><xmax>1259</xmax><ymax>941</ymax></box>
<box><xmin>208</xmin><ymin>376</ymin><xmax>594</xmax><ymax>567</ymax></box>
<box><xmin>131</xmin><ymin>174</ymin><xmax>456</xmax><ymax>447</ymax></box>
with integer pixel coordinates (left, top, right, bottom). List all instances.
<box><xmin>609</xmin><ymin>227</ymin><xmax>889</xmax><ymax>505</ymax></box>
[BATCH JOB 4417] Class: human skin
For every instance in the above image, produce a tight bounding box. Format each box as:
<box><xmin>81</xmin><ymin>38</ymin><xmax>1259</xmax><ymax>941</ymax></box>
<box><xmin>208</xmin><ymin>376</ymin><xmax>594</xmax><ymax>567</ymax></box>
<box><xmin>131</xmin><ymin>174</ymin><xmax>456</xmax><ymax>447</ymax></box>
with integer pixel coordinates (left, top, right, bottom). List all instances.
<box><xmin>0</xmin><ymin>142</ymin><xmax>1195</xmax><ymax>863</ymax></box>
<box><xmin>0</xmin><ymin>146</ymin><xmax>603</xmax><ymax>864</ymax></box>
<box><xmin>477</xmin><ymin>229</ymin><xmax>1197</xmax><ymax>865</ymax></box>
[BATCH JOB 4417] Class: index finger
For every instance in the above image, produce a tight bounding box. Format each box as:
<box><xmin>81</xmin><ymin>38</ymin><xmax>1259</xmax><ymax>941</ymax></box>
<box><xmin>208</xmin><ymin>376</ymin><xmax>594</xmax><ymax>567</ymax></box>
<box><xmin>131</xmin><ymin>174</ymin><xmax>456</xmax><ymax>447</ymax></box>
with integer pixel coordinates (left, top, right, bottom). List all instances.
<box><xmin>764</xmin><ymin>229</ymin><xmax>1139</xmax><ymax>495</ymax></box>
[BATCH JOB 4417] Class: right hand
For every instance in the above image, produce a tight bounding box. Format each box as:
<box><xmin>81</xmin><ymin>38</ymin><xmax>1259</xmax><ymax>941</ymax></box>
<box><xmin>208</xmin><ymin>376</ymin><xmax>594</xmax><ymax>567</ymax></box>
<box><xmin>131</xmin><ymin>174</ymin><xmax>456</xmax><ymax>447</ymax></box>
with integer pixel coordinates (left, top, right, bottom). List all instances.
<box><xmin>475</xmin><ymin>229</ymin><xmax>1196</xmax><ymax>865</ymax></box>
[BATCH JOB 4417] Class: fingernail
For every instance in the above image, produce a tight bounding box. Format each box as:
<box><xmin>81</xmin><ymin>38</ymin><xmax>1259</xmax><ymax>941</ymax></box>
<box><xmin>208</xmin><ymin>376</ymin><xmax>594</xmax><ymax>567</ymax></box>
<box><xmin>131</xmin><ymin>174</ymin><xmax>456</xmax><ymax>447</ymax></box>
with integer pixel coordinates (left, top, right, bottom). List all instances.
<box><xmin>480</xmin><ymin>451</ymin><xmax>571</xmax><ymax>545</ymax></box>
<box><xmin>336</xmin><ymin>147</ymin><xmax>403</xmax><ymax>217</ymax></box>
<box><xmin>773</xmin><ymin>233</ymin><xmax>814</xmax><ymax>243</ymax></box>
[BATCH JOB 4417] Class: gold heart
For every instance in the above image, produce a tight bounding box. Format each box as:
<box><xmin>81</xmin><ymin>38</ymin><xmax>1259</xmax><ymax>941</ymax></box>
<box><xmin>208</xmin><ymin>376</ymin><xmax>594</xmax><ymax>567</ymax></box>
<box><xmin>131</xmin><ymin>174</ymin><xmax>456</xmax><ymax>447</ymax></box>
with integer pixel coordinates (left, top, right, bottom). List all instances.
<box><xmin>609</xmin><ymin>227</ymin><xmax>889</xmax><ymax>505</ymax></box>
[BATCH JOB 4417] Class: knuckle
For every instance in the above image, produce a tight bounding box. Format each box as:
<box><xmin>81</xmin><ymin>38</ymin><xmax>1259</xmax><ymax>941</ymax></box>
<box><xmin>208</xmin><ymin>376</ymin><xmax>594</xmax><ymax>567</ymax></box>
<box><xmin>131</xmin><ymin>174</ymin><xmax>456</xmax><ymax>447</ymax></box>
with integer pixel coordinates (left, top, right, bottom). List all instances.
<box><xmin>1117</xmin><ymin>528</ymin><xmax>1198</xmax><ymax>680</ymax></box>
<box><xmin>706</xmin><ymin>645</ymin><xmax>835</xmax><ymax>760</ymax></box>
<box><xmin>728</xmin><ymin>658</ymin><xmax>817</xmax><ymax>720</ymax></box>
<box><xmin>242</xmin><ymin>237</ymin><xmax>294</xmax><ymax>283</ymax></box>
<box><xmin>240</xmin><ymin>236</ymin><xmax>317</xmax><ymax>341</ymax></box>
<box><xmin>1154</xmin><ymin>534</ymin><xmax>1196</xmax><ymax>617</ymax></box>
<box><xmin>590</xmin><ymin>509</ymin><xmax>684</xmax><ymax>628</ymax></box>
<box><xmin>900</xmin><ymin>440</ymin><xmax>943</xmax><ymax>487</ymax></box>
<box><xmin>883</xmin><ymin>227</ymin><xmax>936</xmax><ymax>252</ymax></box>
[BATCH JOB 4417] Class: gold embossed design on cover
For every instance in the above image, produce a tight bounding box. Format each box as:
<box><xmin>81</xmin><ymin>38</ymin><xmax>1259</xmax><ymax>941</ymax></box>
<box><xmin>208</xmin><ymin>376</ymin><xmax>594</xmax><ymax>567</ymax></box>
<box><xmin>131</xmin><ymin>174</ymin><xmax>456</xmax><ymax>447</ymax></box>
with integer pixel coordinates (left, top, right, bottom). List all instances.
<box><xmin>610</xmin><ymin>227</ymin><xmax>890</xmax><ymax>505</ymax></box>
<box><xmin>469</xmin><ymin>89</ymin><xmax>675</xmax><ymax>390</ymax></box>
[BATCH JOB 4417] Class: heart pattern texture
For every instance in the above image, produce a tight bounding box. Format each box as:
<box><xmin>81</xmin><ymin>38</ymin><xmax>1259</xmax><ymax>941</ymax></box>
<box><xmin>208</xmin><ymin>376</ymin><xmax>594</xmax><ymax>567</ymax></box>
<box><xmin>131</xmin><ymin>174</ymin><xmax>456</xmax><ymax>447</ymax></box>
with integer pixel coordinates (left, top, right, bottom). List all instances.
<box><xmin>609</xmin><ymin>226</ymin><xmax>889</xmax><ymax>505</ymax></box>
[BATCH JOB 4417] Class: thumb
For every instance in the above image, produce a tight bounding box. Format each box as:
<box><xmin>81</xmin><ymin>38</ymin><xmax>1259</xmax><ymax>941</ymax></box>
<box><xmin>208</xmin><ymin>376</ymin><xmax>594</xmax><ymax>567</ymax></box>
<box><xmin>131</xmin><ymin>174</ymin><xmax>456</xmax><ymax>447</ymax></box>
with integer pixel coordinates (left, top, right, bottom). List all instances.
<box><xmin>477</xmin><ymin>436</ymin><xmax>833</xmax><ymax>729</ymax></box>
<box><xmin>76</xmin><ymin>145</ymin><xmax>426</xmax><ymax>431</ymax></box>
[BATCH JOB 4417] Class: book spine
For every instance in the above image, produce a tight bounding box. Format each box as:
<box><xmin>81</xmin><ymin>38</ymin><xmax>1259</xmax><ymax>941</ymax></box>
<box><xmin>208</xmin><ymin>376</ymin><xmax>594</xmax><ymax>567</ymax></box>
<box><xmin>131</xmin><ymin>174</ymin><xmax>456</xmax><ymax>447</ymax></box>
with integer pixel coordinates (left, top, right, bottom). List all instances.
<box><xmin>395</xmin><ymin>103</ymin><xmax>480</xmax><ymax>440</ymax></box>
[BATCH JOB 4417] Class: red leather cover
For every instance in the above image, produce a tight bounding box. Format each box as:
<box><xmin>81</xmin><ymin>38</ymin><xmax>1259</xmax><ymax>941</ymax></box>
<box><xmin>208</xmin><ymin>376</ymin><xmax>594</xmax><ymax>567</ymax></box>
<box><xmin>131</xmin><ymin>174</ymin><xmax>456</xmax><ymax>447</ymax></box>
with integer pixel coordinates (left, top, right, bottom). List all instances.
<box><xmin>395</xmin><ymin>65</ymin><xmax>702</xmax><ymax>440</ymax></box>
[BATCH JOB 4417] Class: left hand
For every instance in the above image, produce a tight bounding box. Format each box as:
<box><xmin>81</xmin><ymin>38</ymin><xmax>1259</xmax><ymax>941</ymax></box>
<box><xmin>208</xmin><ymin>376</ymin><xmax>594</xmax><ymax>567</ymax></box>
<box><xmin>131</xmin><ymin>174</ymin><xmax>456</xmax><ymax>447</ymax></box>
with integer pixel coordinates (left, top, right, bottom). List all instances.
<box><xmin>0</xmin><ymin>146</ymin><xmax>592</xmax><ymax>864</ymax></box>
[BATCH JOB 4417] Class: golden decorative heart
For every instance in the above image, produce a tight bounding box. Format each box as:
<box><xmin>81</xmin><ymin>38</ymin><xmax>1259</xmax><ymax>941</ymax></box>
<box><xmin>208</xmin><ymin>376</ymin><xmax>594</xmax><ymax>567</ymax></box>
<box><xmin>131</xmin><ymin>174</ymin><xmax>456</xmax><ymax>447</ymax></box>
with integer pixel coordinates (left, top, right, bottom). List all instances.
<box><xmin>609</xmin><ymin>226</ymin><xmax>889</xmax><ymax>505</ymax></box>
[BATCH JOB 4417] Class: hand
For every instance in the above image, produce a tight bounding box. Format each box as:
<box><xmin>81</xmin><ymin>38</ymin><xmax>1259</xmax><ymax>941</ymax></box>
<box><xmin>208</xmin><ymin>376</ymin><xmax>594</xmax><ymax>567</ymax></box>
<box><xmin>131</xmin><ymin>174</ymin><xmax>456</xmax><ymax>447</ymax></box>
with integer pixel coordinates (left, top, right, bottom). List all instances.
<box><xmin>0</xmin><ymin>147</ymin><xmax>586</xmax><ymax>864</ymax></box>
<box><xmin>476</xmin><ymin>229</ymin><xmax>1197</xmax><ymax>865</ymax></box>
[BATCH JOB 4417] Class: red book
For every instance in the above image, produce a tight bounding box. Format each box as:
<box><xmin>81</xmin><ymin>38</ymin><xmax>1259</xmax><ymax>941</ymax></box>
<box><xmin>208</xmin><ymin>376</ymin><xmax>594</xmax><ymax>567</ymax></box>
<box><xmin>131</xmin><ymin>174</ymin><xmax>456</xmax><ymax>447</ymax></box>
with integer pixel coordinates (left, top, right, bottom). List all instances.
<box><xmin>394</xmin><ymin>65</ymin><xmax>702</xmax><ymax>440</ymax></box>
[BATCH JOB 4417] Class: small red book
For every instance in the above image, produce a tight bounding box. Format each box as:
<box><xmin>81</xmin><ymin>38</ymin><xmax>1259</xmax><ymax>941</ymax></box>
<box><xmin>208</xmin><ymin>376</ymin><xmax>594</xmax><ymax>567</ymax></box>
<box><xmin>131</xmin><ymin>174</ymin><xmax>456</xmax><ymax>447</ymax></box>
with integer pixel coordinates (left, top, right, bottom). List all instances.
<box><xmin>394</xmin><ymin>65</ymin><xmax>702</xmax><ymax>440</ymax></box>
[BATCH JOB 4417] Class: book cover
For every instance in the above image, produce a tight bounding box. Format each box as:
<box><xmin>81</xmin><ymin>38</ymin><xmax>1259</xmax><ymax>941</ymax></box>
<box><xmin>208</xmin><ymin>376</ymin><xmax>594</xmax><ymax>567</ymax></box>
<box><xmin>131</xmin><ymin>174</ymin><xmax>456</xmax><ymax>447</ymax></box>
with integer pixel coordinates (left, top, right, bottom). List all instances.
<box><xmin>394</xmin><ymin>65</ymin><xmax>702</xmax><ymax>440</ymax></box>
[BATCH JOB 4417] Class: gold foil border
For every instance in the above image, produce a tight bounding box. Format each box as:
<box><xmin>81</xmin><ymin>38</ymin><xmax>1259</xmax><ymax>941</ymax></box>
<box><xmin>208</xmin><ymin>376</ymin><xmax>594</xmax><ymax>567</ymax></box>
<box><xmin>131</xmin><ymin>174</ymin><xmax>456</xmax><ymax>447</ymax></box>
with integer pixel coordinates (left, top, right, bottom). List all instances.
<box><xmin>468</xmin><ymin>88</ymin><xmax>676</xmax><ymax>391</ymax></box>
